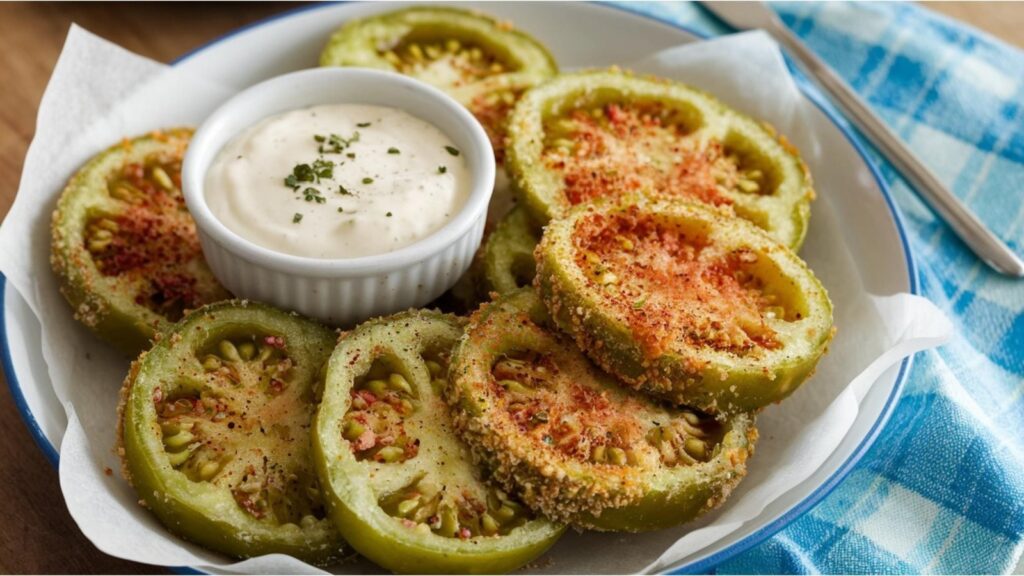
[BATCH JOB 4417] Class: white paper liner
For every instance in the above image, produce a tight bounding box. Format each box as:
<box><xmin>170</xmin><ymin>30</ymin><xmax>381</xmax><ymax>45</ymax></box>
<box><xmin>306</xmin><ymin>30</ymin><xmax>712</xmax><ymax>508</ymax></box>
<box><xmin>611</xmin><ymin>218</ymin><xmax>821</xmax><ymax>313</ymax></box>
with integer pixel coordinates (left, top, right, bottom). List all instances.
<box><xmin>0</xmin><ymin>25</ymin><xmax>953</xmax><ymax>574</ymax></box>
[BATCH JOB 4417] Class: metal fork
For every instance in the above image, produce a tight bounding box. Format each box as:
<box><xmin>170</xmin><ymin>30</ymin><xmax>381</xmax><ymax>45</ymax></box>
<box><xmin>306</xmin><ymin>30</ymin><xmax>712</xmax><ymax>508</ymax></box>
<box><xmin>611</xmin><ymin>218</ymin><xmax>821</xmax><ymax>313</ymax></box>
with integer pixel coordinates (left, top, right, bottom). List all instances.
<box><xmin>702</xmin><ymin>1</ymin><xmax>1024</xmax><ymax>277</ymax></box>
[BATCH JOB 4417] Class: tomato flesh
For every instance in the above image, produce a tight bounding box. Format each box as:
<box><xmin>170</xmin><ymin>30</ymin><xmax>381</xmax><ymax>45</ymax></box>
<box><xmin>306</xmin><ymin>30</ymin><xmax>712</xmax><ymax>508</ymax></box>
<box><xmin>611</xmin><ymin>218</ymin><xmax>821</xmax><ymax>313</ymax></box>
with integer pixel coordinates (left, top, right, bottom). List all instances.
<box><xmin>507</xmin><ymin>70</ymin><xmax>814</xmax><ymax>250</ymax></box>
<box><xmin>51</xmin><ymin>129</ymin><xmax>230</xmax><ymax>354</ymax></box>
<box><xmin>320</xmin><ymin>7</ymin><xmax>557</xmax><ymax>163</ymax></box>
<box><xmin>536</xmin><ymin>199</ymin><xmax>834</xmax><ymax>415</ymax></box>
<box><xmin>119</xmin><ymin>301</ymin><xmax>343</xmax><ymax>562</ymax></box>
<box><xmin>448</xmin><ymin>289</ymin><xmax>758</xmax><ymax>531</ymax></box>
<box><xmin>313</xmin><ymin>310</ymin><xmax>564</xmax><ymax>574</ymax></box>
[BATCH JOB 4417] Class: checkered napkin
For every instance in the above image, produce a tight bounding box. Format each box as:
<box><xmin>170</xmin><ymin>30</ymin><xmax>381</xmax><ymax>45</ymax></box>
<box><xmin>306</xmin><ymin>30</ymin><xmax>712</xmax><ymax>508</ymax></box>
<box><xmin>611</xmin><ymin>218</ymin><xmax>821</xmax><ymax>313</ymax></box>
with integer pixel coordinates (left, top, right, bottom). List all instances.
<box><xmin>611</xmin><ymin>1</ymin><xmax>1024</xmax><ymax>573</ymax></box>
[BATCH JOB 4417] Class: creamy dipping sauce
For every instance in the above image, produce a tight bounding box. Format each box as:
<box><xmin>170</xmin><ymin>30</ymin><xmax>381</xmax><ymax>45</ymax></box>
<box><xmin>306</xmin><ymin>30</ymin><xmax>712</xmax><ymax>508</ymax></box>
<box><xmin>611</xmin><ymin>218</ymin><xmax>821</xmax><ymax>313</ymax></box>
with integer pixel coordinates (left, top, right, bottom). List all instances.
<box><xmin>205</xmin><ymin>104</ymin><xmax>471</xmax><ymax>259</ymax></box>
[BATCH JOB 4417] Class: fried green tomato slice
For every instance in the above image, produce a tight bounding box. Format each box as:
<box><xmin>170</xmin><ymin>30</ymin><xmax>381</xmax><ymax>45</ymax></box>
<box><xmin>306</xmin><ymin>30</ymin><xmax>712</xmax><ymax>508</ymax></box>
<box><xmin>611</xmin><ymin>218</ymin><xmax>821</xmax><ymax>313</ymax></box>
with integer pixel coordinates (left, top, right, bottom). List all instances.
<box><xmin>448</xmin><ymin>289</ymin><xmax>757</xmax><ymax>531</ymax></box>
<box><xmin>439</xmin><ymin>206</ymin><xmax>541</xmax><ymax>312</ymax></box>
<box><xmin>506</xmin><ymin>70</ymin><xmax>814</xmax><ymax>249</ymax></box>
<box><xmin>118</xmin><ymin>301</ymin><xmax>343</xmax><ymax>562</ymax></box>
<box><xmin>319</xmin><ymin>7</ymin><xmax>557</xmax><ymax>162</ymax></box>
<box><xmin>51</xmin><ymin>129</ymin><xmax>230</xmax><ymax>355</ymax></box>
<box><xmin>536</xmin><ymin>199</ymin><xmax>834</xmax><ymax>416</ymax></box>
<box><xmin>481</xmin><ymin>206</ymin><xmax>541</xmax><ymax>296</ymax></box>
<box><xmin>313</xmin><ymin>310</ymin><xmax>564</xmax><ymax>574</ymax></box>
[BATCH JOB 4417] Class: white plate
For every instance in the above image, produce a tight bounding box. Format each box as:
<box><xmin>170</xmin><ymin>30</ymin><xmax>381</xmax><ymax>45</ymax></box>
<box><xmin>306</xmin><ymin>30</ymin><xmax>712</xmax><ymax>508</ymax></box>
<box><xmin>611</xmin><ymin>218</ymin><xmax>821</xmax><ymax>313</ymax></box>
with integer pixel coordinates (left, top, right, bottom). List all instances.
<box><xmin>1</xmin><ymin>2</ymin><xmax>917</xmax><ymax>573</ymax></box>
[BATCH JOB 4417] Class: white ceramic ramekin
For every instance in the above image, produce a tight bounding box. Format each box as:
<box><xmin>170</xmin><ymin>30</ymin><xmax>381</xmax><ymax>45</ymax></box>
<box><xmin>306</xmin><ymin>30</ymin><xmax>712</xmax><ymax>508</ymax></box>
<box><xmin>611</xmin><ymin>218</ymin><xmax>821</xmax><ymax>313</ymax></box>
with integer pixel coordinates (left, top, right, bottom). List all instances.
<box><xmin>182</xmin><ymin>68</ymin><xmax>495</xmax><ymax>326</ymax></box>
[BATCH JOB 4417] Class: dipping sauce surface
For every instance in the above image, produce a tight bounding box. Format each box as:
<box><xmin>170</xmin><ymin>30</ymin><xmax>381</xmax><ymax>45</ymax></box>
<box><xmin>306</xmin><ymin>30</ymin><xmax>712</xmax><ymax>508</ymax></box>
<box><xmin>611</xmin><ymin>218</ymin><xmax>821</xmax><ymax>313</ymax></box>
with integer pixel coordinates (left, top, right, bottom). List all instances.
<box><xmin>205</xmin><ymin>104</ymin><xmax>471</xmax><ymax>259</ymax></box>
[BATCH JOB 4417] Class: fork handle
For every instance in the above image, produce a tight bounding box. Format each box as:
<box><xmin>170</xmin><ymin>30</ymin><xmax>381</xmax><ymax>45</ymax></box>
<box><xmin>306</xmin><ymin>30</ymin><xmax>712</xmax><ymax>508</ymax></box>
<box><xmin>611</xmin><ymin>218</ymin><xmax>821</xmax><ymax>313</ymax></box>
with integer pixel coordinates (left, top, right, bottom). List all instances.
<box><xmin>768</xmin><ymin>21</ymin><xmax>1024</xmax><ymax>277</ymax></box>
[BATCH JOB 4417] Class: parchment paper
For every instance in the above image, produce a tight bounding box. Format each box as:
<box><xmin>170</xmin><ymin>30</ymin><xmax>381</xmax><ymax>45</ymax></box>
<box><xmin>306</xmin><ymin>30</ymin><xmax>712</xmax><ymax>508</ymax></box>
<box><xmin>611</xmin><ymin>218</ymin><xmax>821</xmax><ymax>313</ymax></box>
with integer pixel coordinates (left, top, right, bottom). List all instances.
<box><xmin>0</xmin><ymin>25</ymin><xmax>952</xmax><ymax>574</ymax></box>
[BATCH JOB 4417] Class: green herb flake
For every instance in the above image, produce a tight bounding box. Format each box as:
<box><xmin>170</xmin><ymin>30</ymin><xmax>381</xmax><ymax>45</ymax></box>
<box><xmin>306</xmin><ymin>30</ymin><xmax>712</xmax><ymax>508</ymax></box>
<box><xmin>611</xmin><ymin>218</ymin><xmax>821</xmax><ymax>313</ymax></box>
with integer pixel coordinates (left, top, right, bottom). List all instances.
<box><xmin>362</xmin><ymin>177</ymin><xmax>374</xmax><ymax>184</ymax></box>
<box><xmin>386</xmin><ymin>211</ymin><xmax>393</xmax><ymax>217</ymax></box>
<box><xmin>337</xmin><ymin>207</ymin><xmax>344</xmax><ymax>213</ymax></box>
<box><xmin>357</xmin><ymin>122</ymin><xmax>371</xmax><ymax>128</ymax></box>
<box><xmin>632</xmin><ymin>295</ymin><xmax>648</xmax><ymax>309</ymax></box>
<box><xmin>444</xmin><ymin>145</ymin><xmax>460</xmax><ymax>156</ymax></box>
<box><xmin>293</xmin><ymin>163</ymin><xmax>314</xmax><ymax>182</ymax></box>
<box><xmin>313</xmin><ymin>134</ymin><xmax>326</xmax><ymax>143</ymax></box>
<box><xmin>338</xmin><ymin>184</ymin><xmax>352</xmax><ymax>196</ymax></box>
<box><xmin>320</xmin><ymin>131</ymin><xmax>360</xmax><ymax>154</ymax></box>
<box><xmin>312</xmin><ymin>158</ymin><xmax>334</xmax><ymax>180</ymax></box>
<box><xmin>320</xmin><ymin>139</ymin><xmax>339</xmax><ymax>154</ymax></box>
<box><xmin>438</xmin><ymin>165</ymin><xmax>447</xmax><ymax>174</ymax></box>
<box><xmin>302</xmin><ymin>187</ymin><xmax>326</xmax><ymax>204</ymax></box>
<box><xmin>292</xmin><ymin>213</ymin><xmax>303</xmax><ymax>223</ymax></box>
<box><xmin>347</xmin><ymin>152</ymin><xmax>356</xmax><ymax>159</ymax></box>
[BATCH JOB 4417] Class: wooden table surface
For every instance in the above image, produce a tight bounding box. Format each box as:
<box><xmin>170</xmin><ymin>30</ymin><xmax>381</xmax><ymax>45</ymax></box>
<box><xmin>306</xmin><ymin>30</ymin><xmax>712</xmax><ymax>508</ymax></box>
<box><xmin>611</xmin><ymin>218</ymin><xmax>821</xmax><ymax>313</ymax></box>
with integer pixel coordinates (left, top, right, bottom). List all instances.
<box><xmin>0</xmin><ymin>3</ymin><xmax>1020</xmax><ymax>574</ymax></box>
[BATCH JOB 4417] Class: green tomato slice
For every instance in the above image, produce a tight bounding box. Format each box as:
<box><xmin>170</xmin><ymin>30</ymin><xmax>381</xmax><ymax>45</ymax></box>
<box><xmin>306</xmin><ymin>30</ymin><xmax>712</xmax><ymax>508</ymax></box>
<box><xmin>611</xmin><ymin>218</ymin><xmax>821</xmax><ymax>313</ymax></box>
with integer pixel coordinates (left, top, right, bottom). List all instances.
<box><xmin>319</xmin><ymin>6</ymin><xmax>557</xmax><ymax>162</ymax></box>
<box><xmin>506</xmin><ymin>70</ymin><xmax>814</xmax><ymax>249</ymax></box>
<box><xmin>481</xmin><ymin>206</ymin><xmax>541</xmax><ymax>296</ymax></box>
<box><xmin>536</xmin><ymin>198</ymin><xmax>834</xmax><ymax>416</ymax></box>
<box><xmin>441</xmin><ymin>260</ymin><xmax>486</xmax><ymax>315</ymax></box>
<box><xmin>118</xmin><ymin>301</ymin><xmax>343</xmax><ymax>562</ymax></box>
<box><xmin>448</xmin><ymin>289</ymin><xmax>757</xmax><ymax>531</ymax></box>
<box><xmin>51</xmin><ymin>129</ymin><xmax>230</xmax><ymax>355</ymax></box>
<box><xmin>439</xmin><ymin>206</ymin><xmax>541</xmax><ymax>312</ymax></box>
<box><xmin>313</xmin><ymin>310</ymin><xmax>564</xmax><ymax>574</ymax></box>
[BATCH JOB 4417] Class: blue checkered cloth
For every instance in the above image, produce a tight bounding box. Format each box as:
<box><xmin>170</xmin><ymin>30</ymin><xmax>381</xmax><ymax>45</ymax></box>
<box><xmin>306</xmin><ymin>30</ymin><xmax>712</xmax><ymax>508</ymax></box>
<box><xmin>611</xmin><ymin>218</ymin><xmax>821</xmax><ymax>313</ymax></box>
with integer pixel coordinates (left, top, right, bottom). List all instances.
<box><xmin>610</xmin><ymin>1</ymin><xmax>1024</xmax><ymax>573</ymax></box>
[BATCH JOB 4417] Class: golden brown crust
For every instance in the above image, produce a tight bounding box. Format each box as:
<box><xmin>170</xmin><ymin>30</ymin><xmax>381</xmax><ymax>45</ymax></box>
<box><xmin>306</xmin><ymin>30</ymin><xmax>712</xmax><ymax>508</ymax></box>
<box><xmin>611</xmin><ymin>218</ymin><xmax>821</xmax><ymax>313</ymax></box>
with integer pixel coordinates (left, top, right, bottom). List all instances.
<box><xmin>536</xmin><ymin>199</ymin><xmax>834</xmax><ymax>416</ymax></box>
<box><xmin>116</xmin><ymin>354</ymin><xmax>146</xmax><ymax>488</ymax></box>
<box><xmin>448</xmin><ymin>290</ymin><xmax>757</xmax><ymax>531</ymax></box>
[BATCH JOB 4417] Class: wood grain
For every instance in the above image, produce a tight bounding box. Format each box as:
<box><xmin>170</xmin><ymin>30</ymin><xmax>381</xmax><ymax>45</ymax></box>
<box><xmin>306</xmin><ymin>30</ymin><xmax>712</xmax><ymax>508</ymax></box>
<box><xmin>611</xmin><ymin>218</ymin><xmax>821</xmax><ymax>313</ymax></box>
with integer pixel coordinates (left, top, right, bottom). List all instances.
<box><xmin>924</xmin><ymin>2</ymin><xmax>1024</xmax><ymax>50</ymax></box>
<box><xmin>0</xmin><ymin>3</ymin><xmax>1019</xmax><ymax>574</ymax></box>
<box><xmin>0</xmin><ymin>4</ymin><xmax>301</xmax><ymax>573</ymax></box>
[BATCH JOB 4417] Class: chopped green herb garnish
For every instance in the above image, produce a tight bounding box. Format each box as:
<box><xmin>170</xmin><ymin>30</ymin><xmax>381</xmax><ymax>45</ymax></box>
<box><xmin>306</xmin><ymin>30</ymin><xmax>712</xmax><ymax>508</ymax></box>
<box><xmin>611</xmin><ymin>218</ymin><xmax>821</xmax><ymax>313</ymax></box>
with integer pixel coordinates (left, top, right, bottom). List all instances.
<box><xmin>362</xmin><ymin>177</ymin><xmax>374</xmax><ymax>184</ymax></box>
<box><xmin>293</xmin><ymin>163</ymin><xmax>314</xmax><ymax>182</ymax></box>
<box><xmin>319</xmin><ymin>131</ymin><xmax>360</xmax><ymax>154</ymax></box>
<box><xmin>312</xmin><ymin>158</ymin><xmax>334</xmax><ymax>180</ymax></box>
<box><xmin>357</xmin><ymin>122</ymin><xmax>371</xmax><ymax>128</ymax></box>
<box><xmin>285</xmin><ymin>156</ymin><xmax>337</xmax><ymax>191</ymax></box>
<box><xmin>318</xmin><ymin>139</ymin><xmax>336</xmax><ymax>154</ymax></box>
<box><xmin>292</xmin><ymin>213</ymin><xmax>303</xmax><ymax>223</ymax></box>
<box><xmin>444</xmin><ymin>145</ymin><xmax>460</xmax><ymax>156</ymax></box>
<box><xmin>338</xmin><ymin>184</ymin><xmax>352</xmax><ymax>196</ymax></box>
<box><xmin>313</xmin><ymin>134</ymin><xmax>326</xmax><ymax>143</ymax></box>
<box><xmin>303</xmin><ymin>187</ymin><xmax>326</xmax><ymax>203</ymax></box>
<box><xmin>347</xmin><ymin>152</ymin><xmax>356</xmax><ymax>159</ymax></box>
<box><xmin>437</xmin><ymin>165</ymin><xmax>447</xmax><ymax>174</ymax></box>
<box><xmin>632</xmin><ymin>295</ymin><xmax>648</xmax><ymax>309</ymax></box>
<box><xmin>386</xmin><ymin>211</ymin><xmax>393</xmax><ymax>217</ymax></box>
<box><xmin>388</xmin><ymin>147</ymin><xmax>400</xmax><ymax>155</ymax></box>
<box><xmin>337</xmin><ymin>207</ymin><xmax>344</xmax><ymax>213</ymax></box>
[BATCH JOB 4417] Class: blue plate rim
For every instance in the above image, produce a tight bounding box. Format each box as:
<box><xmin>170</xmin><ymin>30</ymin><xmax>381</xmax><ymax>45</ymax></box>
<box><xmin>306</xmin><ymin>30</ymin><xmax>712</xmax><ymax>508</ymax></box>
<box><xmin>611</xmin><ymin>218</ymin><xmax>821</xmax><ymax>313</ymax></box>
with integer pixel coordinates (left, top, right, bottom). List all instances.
<box><xmin>0</xmin><ymin>2</ymin><xmax>919</xmax><ymax>573</ymax></box>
